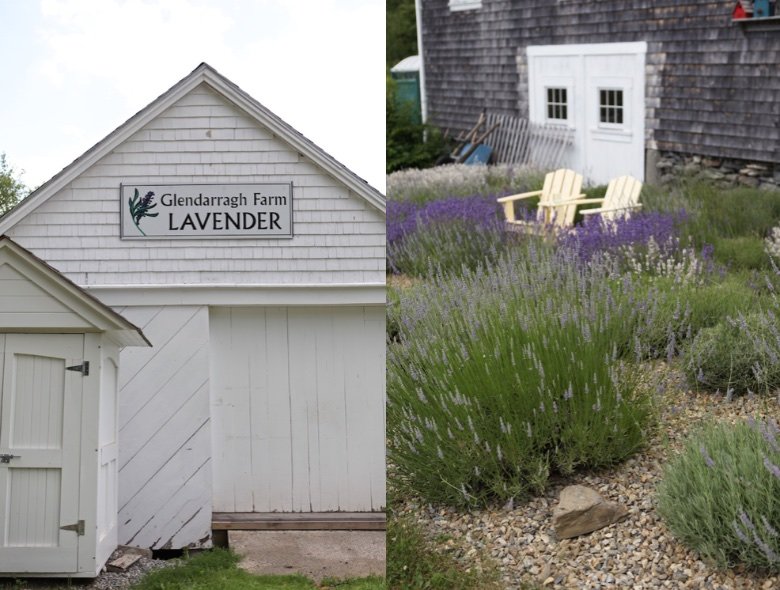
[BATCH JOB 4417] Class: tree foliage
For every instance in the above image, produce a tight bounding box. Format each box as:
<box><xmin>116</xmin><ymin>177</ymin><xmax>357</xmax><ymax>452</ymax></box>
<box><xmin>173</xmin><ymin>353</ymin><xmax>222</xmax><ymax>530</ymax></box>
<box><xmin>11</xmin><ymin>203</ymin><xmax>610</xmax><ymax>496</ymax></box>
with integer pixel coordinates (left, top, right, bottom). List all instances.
<box><xmin>0</xmin><ymin>153</ymin><xmax>29</xmax><ymax>215</ymax></box>
<box><xmin>386</xmin><ymin>75</ymin><xmax>449</xmax><ymax>173</ymax></box>
<box><xmin>387</xmin><ymin>0</ymin><xmax>418</xmax><ymax>68</ymax></box>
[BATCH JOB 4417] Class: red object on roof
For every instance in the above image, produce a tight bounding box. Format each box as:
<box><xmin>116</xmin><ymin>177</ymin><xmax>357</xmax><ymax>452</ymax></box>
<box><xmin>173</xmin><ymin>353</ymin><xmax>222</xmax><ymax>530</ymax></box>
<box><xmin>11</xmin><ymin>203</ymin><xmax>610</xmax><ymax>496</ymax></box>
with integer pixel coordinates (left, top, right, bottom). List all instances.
<box><xmin>733</xmin><ymin>1</ymin><xmax>749</xmax><ymax>19</ymax></box>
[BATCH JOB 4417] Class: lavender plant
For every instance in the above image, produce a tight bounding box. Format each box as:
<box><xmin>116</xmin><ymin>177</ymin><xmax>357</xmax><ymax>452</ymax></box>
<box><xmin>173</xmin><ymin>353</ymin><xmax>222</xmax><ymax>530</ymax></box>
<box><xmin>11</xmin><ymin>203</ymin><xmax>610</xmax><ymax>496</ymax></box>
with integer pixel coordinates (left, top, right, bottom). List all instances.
<box><xmin>387</xmin><ymin>245</ymin><xmax>656</xmax><ymax>506</ymax></box>
<box><xmin>631</xmin><ymin>274</ymin><xmax>760</xmax><ymax>361</ymax></box>
<box><xmin>658</xmin><ymin>419</ymin><xmax>780</xmax><ymax>571</ymax></box>
<box><xmin>683</xmin><ymin>311</ymin><xmax>780</xmax><ymax>396</ymax></box>
<box><xmin>559</xmin><ymin>211</ymin><xmax>712</xmax><ymax>282</ymax></box>
<box><xmin>387</xmin><ymin>195</ymin><xmax>512</xmax><ymax>277</ymax></box>
<box><xmin>387</xmin><ymin>163</ymin><xmax>545</xmax><ymax>204</ymax></box>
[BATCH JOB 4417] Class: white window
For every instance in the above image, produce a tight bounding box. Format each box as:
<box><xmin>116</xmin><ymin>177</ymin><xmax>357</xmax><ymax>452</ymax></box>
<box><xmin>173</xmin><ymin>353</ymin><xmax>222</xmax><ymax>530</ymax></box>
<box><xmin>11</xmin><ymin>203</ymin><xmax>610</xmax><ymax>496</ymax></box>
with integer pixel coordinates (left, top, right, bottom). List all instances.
<box><xmin>449</xmin><ymin>0</ymin><xmax>481</xmax><ymax>11</ymax></box>
<box><xmin>546</xmin><ymin>87</ymin><xmax>568</xmax><ymax>121</ymax></box>
<box><xmin>599</xmin><ymin>89</ymin><xmax>624</xmax><ymax>126</ymax></box>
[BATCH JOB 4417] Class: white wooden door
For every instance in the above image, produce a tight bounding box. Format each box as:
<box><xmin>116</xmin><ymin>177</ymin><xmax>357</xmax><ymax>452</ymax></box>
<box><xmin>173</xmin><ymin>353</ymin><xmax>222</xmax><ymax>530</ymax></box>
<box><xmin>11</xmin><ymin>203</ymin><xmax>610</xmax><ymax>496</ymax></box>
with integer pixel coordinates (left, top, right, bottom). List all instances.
<box><xmin>527</xmin><ymin>42</ymin><xmax>646</xmax><ymax>185</ymax></box>
<box><xmin>582</xmin><ymin>52</ymin><xmax>645</xmax><ymax>184</ymax></box>
<box><xmin>209</xmin><ymin>306</ymin><xmax>385</xmax><ymax>513</ymax></box>
<box><xmin>0</xmin><ymin>334</ymin><xmax>84</xmax><ymax>573</ymax></box>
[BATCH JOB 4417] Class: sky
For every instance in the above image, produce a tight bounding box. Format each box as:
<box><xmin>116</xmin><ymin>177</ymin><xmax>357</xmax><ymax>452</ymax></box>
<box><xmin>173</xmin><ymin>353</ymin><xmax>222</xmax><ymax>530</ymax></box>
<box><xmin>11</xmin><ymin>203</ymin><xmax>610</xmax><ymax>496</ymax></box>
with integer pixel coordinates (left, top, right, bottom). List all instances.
<box><xmin>0</xmin><ymin>0</ymin><xmax>386</xmax><ymax>193</ymax></box>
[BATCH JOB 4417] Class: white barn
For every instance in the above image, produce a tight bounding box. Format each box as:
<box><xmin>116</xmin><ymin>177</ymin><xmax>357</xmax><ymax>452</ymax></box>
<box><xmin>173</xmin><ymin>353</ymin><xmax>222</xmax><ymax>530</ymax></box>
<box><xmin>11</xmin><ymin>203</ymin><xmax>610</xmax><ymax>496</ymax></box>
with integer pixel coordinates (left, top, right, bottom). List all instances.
<box><xmin>0</xmin><ymin>63</ymin><xmax>385</xmax><ymax>573</ymax></box>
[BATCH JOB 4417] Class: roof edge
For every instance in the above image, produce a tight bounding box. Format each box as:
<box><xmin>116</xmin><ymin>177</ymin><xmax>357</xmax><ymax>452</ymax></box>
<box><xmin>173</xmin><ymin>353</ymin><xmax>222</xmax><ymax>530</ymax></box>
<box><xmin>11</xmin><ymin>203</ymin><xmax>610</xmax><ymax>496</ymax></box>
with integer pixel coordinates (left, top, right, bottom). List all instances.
<box><xmin>0</xmin><ymin>236</ymin><xmax>150</xmax><ymax>347</ymax></box>
<box><xmin>0</xmin><ymin>62</ymin><xmax>384</xmax><ymax>235</ymax></box>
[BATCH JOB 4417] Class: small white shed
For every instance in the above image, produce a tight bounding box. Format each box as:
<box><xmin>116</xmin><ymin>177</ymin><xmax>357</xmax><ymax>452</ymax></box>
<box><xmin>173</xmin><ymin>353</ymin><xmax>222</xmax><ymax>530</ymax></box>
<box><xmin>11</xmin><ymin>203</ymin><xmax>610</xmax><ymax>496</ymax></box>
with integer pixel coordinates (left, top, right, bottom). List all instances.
<box><xmin>0</xmin><ymin>63</ymin><xmax>386</xmax><ymax>568</ymax></box>
<box><xmin>0</xmin><ymin>236</ymin><xmax>148</xmax><ymax>576</ymax></box>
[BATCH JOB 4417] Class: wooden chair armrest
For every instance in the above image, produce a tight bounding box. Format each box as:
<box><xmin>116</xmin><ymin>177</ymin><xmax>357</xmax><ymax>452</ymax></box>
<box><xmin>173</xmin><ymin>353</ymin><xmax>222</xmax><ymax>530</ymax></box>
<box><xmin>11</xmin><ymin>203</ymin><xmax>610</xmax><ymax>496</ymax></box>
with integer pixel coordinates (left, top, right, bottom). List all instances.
<box><xmin>565</xmin><ymin>197</ymin><xmax>605</xmax><ymax>205</ymax></box>
<box><xmin>539</xmin><ymin>194</ymin><xmax>591</xmax><ymax>209</ymax></box>
<box><xmin>497</xmin><ymin>189</ymin><xmax>543</xmax><ymax>203</ymax></box>
<box><xmin>580</xmin><ymin>203</ymin><xmax>643</xmax><ymax>216</ymax></box>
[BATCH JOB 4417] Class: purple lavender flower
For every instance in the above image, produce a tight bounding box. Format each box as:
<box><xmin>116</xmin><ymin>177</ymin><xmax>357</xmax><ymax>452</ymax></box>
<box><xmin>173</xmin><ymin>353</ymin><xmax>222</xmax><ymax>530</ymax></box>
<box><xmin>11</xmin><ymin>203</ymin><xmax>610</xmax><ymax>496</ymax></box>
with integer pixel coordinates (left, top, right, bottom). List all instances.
<box><xmin>740</xmin><ymin>510</ymin><xmax>757</xmax><ymax>532</ymax></box>
<box><xmin>733</xmin><ymin>520</ymin><xmax>751</xmax><ymax>544</ymax></box>
<box><xmin>387</xmin><ymin>194</ymin><xmax>503</xmax><ymax>249</ymax></box>
<box><xmin>763</xmin><ymin>455</ymin><xmax>780</xmax><ymax>480</ymax></box>
<box><xmin>752</xmin><ymin>530</ymin><xmax>780</xmax><ymax>563</ymax></box>
<box><xmin>762</xmin><ymin>516</ymin><xmax>779</xmax><ymax>538</ymax></box>
<box><xmin>699</xmin><ymin>445</ymin><xmax>716</xmax><ymax>468</ymax></box>
<box><xmin>557</xmin><ymin>210</ymin><xmax>707</xmax><ymax>274</ymax></box>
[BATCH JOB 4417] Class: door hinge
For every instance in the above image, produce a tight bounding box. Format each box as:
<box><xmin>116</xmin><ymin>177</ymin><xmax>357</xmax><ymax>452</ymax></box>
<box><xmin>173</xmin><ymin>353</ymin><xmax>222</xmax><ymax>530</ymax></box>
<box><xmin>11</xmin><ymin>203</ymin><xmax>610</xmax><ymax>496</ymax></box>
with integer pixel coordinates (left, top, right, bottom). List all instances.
<box><xmin>60</xmin><ymin>520</ymin><xmax>85</xmax><ymax>536</ymax></box>
<box><xmin>66</xmin><ymin>361</ymin><xmax>89</xmax><ymax>376</ymax></box>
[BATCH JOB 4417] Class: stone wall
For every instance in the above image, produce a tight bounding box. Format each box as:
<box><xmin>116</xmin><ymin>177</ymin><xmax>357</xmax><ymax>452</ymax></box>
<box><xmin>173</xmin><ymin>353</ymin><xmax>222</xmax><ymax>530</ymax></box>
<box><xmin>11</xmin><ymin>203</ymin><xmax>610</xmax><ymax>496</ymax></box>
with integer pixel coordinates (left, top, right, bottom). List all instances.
<box><xmin>656</xmin><ymin>152</ymin><xmax>779</xmax><ymax>190</ymax></box>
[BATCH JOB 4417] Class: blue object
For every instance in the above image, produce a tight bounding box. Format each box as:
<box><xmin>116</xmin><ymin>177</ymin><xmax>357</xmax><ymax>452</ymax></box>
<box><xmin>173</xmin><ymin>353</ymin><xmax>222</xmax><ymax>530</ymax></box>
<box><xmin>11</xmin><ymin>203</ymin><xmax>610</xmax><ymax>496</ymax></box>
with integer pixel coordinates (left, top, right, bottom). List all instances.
<box><xmin>461</xmin><ymin>143</ymin><xmax>493</xmax><ymax>165</ymax></box>
<box><xmin>754</xmin><ymin>0</ymin><xmax>773</xmax><ymax>17</ymax></box>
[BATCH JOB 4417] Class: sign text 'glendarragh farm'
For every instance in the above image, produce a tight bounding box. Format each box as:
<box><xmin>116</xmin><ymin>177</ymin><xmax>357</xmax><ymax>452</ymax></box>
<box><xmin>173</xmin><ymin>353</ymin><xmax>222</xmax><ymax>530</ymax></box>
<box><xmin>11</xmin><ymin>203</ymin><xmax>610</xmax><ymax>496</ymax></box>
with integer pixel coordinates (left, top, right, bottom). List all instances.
<box><xmin>120</xmin><ymin>183</ymin><xmax>293</xmax><ymax>239</ymax></box>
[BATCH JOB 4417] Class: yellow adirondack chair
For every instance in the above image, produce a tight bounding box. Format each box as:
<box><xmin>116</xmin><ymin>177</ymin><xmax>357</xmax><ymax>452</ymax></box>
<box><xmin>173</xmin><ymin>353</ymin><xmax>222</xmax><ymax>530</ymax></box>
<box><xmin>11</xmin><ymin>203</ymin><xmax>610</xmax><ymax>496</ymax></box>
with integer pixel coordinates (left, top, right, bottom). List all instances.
<box><xmin>497</xmin><ymin>169</ymin><xmax>585</xmax><ymax>230</ymax></box>
<box><xmin>545</xmin><ymin>175</ymin><xmax>643</xmax><ymax>223</ymax></box>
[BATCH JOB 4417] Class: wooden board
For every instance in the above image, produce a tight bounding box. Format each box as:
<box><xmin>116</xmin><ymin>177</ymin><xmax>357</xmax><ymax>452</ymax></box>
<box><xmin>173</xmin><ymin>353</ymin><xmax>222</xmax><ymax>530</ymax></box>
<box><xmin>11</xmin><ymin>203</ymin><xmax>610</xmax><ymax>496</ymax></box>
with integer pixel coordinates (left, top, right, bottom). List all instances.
<box><xmin>211</xmin><ymin>512</ymin><xmax>386</xmax><ymax>531</ymax></box>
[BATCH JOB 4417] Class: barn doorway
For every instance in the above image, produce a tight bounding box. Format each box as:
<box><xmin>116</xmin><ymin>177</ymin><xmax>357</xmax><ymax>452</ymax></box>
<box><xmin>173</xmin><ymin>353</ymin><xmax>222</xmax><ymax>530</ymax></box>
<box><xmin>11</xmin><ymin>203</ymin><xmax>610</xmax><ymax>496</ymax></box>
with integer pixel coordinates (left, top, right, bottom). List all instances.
<box><xmin>527</xmin><ymin>42</ymin><xmax>647</xmax><ymax>185</ymax></box>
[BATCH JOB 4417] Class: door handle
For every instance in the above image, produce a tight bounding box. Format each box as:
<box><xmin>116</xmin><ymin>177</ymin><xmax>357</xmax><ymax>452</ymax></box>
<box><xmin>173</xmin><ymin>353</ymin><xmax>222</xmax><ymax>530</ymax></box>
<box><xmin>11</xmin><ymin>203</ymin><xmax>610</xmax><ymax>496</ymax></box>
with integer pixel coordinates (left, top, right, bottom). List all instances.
<box><xmin>0</xmin><ymin>454</ymin><xmax>20</xmax><ymax>464</ymax></box>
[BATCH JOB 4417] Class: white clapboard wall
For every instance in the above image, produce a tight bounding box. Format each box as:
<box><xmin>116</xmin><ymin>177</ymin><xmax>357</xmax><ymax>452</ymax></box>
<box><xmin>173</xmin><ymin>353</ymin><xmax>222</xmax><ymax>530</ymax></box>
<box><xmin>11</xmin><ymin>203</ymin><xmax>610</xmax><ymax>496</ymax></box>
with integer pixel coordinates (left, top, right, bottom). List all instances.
<box><xmin>114</xmin><ymin>306</ymin><xmax>212</xmax><ymax>550</ymax></box>
<box><xmin>209</xmin><ymin>306</ymin><xmax>385</xmax><ymax>513</ymax></box>
<box><xmin>5</xmin><ymin>84</ymin><xmax>385</xmax><ymax>287</ymax></box>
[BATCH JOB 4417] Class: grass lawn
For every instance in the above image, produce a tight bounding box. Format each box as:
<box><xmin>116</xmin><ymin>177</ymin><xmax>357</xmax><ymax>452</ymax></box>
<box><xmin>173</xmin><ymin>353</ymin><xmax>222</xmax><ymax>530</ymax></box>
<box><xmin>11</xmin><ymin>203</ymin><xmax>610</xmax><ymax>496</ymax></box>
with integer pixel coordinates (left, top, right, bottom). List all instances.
<box><xmin>131</xmin><ymin>549</ymin><xmax>384</xmax><ymax>590</ymax></box>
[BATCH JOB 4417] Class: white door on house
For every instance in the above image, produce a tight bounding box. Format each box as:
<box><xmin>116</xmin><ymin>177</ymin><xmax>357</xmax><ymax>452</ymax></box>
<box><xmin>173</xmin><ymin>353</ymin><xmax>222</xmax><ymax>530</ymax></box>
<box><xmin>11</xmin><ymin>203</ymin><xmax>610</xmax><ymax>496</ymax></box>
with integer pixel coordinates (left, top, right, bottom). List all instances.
<box><xmin>527</xmin><ymin>42</ymin><xmax>646</xmax><ymax>185</ymax></box>
<box><xmin>0</xmin><ymin>334</ymin><xmax>84</xmax><ymax>573</ymax></box>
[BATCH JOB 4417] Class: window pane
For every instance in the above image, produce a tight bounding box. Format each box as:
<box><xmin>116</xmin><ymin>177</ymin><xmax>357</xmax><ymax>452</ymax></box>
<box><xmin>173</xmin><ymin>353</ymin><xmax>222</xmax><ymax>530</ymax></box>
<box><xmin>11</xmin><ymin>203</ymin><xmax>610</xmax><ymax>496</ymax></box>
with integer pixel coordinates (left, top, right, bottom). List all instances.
<box><xmin>600</xmin><ymin>107</ymin><xmax>607</xmax><ymax>123</ymax></box>
<box><xmin>616</xmin><ymin>108</ymin><xmax>623</xmax><ymax>124</ymax></box>
<box><xmin>616</xmin><ymin>91</ymin><xmax>623</xmax><ymax>107</ymax></box>
<box><xmin>546</xmin><ymin>87</ymin><xmax>568</xmax><ymax>120</ymax></box>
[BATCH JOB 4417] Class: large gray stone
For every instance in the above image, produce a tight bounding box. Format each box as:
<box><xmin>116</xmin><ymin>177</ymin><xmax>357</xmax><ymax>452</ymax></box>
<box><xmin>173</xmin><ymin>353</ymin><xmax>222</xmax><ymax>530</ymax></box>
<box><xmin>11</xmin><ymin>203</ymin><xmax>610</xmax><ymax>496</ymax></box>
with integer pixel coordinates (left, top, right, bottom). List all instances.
<box><xmin>552</xmin><ymin>485</ymin><xmax>628</xmax><ymax>539</ymax></box>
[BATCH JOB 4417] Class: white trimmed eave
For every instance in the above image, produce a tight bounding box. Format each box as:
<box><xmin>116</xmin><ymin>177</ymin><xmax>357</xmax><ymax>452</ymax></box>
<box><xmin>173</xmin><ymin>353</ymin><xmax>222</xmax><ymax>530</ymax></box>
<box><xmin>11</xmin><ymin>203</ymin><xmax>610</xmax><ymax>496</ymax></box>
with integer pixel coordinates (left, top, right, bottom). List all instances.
<box><xmin>0</xmin><ymin>238</ymin><xmax>150</xmax><ymax>347</ymax></box>
<box><xmin>85</xmin><ymin>283</ymin><xmax>387</xmax><ymax>307</ymax></box>
<box><xmin>0</xmin><ymin>63</ymin><xmax>384</xmax><ymax>236</ymax></box>
<box><xmin>199</xmin><ymin>68</ymin><xmax>386</xmax><ymax>214</ymax></box>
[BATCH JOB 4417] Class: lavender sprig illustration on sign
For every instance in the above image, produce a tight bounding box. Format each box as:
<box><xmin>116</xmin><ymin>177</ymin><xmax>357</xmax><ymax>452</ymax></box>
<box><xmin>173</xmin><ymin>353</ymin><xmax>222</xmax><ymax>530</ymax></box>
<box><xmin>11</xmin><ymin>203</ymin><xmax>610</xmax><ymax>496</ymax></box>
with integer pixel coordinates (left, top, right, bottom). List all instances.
<box><xmin>128</xmin><ymin>189</ymin><xmax>158</xmax><ymax>236</ymax></box>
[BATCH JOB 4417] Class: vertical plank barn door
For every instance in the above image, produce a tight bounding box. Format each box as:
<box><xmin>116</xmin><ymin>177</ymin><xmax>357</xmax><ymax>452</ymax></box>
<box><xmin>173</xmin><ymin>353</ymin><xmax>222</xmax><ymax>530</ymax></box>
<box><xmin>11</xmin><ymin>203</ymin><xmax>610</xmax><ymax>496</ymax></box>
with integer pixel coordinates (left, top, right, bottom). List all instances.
<box><xmin>0</xmin><ymin>334</ymin><xmax>84</xmax><ymax>573</ymax></box>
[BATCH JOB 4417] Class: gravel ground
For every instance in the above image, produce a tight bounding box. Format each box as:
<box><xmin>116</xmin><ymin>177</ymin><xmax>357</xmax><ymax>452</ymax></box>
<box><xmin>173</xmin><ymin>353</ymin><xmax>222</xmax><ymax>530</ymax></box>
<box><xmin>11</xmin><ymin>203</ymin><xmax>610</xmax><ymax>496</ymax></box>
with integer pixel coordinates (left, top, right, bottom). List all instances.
<box><xmin>397</xmin><ymin>364</ymin><xmax>780</xmax><ymax>590</ymax></box>
<box><xmin>0</xmin><ymin>551</ymin><xmax>175</xmax><ymax>590</ymax></box>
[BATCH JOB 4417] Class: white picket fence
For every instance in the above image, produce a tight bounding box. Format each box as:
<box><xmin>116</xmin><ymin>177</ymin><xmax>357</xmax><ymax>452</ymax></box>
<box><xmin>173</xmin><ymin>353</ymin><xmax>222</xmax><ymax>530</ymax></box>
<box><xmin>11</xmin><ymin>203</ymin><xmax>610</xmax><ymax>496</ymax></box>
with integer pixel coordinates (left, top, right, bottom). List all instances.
<box><xmin>486</xmin><ymin>112</ymin><xmax>574</xmax><ymax>170</ymax></box>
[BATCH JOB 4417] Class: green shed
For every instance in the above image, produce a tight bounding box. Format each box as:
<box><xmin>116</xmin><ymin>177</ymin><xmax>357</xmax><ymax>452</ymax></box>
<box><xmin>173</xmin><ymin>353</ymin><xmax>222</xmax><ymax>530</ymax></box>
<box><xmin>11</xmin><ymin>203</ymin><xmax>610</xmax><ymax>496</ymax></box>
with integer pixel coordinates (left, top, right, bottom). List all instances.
<box><xmin>390</xmin><ymin>55</ymin><xmax>422</xmax><ymax>125</ymax></box>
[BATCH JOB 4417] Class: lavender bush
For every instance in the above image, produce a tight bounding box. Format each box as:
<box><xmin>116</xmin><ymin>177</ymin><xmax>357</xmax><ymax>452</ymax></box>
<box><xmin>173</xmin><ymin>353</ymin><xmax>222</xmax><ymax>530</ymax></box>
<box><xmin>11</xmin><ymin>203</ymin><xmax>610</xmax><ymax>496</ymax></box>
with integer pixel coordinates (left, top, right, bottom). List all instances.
<box><xmin>387</xmin><ymin>195</ymin><xmax>512</xmax><ymax>276</ymax></box>
<box><xmin>387</xmin><ymin>245</ymin><xmax>657</xmax><ymax>506</ymax></box>
<box><xmin>658</xmin><ymin>419</ymin><xmax>780</xmax><ymax>571</ymax></box>
<box><xmin>559</xmin><ymin>211</ymin><xmax>713</xmax><ymax>282</ymax></box>
<box><xmin>683</xmin><ymin>312</ymin><xmax>780</xmax><ymax>395</ymax></box>
<box><xmin>387</xmin><ymin>163</ymin><xmax>544</xmax><ymax>204</ymax></box>
<box><xmin>634</xmin><ymin>275</ymin><xmax>760</xmax><ymax>361</ymax></box>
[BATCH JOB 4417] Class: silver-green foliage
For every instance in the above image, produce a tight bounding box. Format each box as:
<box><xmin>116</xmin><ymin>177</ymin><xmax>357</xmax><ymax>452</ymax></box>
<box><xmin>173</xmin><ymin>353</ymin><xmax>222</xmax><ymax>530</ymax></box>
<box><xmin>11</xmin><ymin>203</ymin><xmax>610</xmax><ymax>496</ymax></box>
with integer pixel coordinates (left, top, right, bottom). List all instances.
<box><xmin>658</xmin><ymin>419</ymin><xmax>780</xmax><ymax>570</ymax></box>
<box><xmin>387</xmin><ymin>164</ymin><xmax>545</xmax><ymax>204</ymax></box>
<box><xmin>684</xmin><ymin>311</ymin><xmax>780</xmax><ymax>396</ymax></box>
<box><xmin>387</xmin><ymin>245</ymin><xmax>657</xmax><ymax>506</ymax></box>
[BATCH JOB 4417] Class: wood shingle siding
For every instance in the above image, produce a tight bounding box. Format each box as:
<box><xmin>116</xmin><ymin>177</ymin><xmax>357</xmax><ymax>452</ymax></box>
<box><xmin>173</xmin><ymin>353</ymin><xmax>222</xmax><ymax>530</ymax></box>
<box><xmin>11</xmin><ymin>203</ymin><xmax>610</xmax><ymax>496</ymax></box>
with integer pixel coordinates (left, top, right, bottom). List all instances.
<box><xmin>7</xmin><ymin>85</ymin><xmax>385</xmax><ymax>286</ymax></box>
<box><xmin>421</xmin><ymin>0</ymin><xmax>780</xmax><ymax>165</ymax></box>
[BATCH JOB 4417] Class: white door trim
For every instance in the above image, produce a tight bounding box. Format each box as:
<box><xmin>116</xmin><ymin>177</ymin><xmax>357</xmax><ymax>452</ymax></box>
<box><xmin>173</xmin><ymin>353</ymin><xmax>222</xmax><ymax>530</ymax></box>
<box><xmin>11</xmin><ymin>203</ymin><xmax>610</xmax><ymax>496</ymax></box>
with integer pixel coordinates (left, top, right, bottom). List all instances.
<box><xmin>528</xmin><ymin>42</ymin><xmax>648</xmax><ymax>58</ymax></box>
